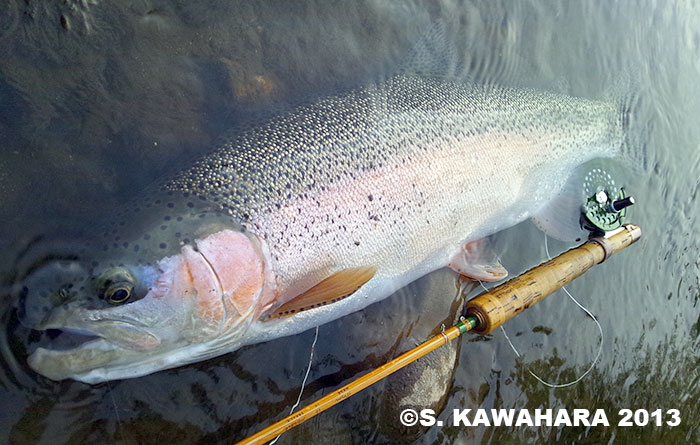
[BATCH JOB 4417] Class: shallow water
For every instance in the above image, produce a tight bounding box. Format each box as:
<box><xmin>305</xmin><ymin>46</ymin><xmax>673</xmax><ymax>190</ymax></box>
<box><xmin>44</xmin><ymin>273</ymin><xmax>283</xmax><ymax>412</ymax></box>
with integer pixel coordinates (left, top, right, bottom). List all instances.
<box><xmin>1</xmin><ymin>1</ymin><xmax>698</xmax><ymax>444</ymax></box>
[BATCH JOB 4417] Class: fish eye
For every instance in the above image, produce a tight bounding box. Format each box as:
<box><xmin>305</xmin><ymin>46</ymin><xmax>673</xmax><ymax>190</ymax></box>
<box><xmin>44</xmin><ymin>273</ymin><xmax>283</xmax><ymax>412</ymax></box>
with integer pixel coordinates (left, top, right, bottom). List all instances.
<box><xmin>97</xmin><ymin>267</ymin><xmax>136</xmax><ymax>305</ymax></box>
<box><xmin>105</xmin><ymin>285</ymin><xmax>132</xmax><ymax>304</ymax></box>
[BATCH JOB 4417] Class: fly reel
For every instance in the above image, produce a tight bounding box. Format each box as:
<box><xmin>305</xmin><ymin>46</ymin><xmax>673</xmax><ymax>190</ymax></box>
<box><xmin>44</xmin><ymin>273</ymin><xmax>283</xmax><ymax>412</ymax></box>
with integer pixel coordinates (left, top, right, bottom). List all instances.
<box><xmin>580</xmin><ymin>168</ymin><xmax>635</xmax><ymax>235</ymax></box>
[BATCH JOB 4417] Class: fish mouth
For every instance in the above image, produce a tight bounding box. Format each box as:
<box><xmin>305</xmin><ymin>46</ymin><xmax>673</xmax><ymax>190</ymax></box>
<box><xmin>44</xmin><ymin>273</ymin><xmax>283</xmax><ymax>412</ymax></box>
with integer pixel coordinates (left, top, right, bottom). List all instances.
<box><xmin>26</xmin><ymin>326</ymin><xmax>159</xmax><ymax>383</ymax></box>
<box><xmin>27</xmin><ymin>336</ymin><xmax>129</xmax><ymax>382</ymax></box>
<box><xmin>26</xmin><ymin>307</ymin><xmax>163</xmax><ymax>382</ymax></box>
<box><xmin>35</xmin><ymin>327</ymin><xmax>102</xmax><ymax>351</ymax></box>
<box><xmin>37</xmin><ymin>307</ymin><xmax>160</xmax><ymax>350</ymax></box>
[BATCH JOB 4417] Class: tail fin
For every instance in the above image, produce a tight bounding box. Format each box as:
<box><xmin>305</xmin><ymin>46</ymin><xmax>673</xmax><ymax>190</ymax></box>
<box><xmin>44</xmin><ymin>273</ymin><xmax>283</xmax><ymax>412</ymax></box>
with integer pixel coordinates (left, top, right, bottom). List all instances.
<box><xmin>608</xmin><ymin>71</ymin><xmax>650</xmax><ymax>173</ymax></box>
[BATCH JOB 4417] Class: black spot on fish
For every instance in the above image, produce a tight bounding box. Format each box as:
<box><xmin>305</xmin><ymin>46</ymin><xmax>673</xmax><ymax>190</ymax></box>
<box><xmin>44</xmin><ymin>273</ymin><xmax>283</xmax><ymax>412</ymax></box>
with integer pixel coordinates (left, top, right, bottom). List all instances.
<box><xmin>159</xmin><ymin>243</ymin><xmax>167</xmax><ymax>249</ymax></box>
<box><xmin>167</xmin><ymin>202</ymin><xmax>174</xmax><ymax>208</ymax></box>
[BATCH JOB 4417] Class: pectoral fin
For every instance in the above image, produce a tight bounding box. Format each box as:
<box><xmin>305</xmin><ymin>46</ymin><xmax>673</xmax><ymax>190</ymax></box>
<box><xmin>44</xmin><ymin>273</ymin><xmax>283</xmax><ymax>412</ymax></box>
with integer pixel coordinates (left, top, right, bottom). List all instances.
<box><xmin>448</xmin><ymin>239</ymin><xmax>507</xmax><ymax>282</ymax></box>
<box><xmin>267</xmin><ymin>266</ymin><xmax>377</xmax><ymax>319</ymax></box>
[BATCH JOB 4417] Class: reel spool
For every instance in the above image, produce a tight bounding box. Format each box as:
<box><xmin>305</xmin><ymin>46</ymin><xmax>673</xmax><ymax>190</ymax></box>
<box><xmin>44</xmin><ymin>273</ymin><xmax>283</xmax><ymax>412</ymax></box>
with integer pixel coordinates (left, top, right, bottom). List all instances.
<box><xmin>580</xmin><ymin>168</ymin><xmax>635</xmax><ymax>235</ymax></box>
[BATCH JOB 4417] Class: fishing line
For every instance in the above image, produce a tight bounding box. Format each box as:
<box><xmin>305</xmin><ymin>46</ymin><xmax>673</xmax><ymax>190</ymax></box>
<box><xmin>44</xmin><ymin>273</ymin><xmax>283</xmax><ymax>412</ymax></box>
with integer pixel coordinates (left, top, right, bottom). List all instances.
<box><xmin>106</xmin><ymin>382</ymin><xmax>124</xmax><ymax>441</ymax></box>
<box><xmin>270</xmin><ymin>325</ymin><xmax>319</xmax><ymax>445</ymax></box>
<box><xmin>480</xmin><ymin>233</ymin><xmax>604</xmax><ymax>388</ymax></box>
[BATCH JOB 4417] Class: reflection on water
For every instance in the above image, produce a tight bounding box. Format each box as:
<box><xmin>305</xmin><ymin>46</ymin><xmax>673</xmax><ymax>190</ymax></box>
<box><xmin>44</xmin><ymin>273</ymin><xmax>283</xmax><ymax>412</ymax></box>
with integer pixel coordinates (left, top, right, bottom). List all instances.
<box><xmin>1</xmin><ymin>0</ymin><xmax>698</xmax><ymax>443</ymax></box>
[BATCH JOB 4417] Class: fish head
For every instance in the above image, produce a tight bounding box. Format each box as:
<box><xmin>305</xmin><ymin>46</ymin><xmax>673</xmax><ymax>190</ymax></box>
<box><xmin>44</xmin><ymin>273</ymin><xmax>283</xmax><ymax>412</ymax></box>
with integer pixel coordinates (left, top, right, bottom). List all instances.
<box><xmin>19</xmin><ymin>192</ymin><xmax>276</xmax><ymax>383</ymax></box>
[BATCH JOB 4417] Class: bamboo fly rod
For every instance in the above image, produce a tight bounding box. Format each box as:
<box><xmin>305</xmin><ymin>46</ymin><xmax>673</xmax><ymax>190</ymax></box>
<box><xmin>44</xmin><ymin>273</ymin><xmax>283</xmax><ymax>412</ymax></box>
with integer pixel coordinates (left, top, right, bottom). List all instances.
<box><xmin>237</xmin><ymin>224</ymin><xmax>642</xmax><ymax>445</ymax></box>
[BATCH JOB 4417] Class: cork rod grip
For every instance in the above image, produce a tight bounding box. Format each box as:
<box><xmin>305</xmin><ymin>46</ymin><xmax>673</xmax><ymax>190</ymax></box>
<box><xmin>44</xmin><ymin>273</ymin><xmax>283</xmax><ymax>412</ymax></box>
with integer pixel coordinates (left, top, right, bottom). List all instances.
<box><xmin>465</xmin><ymin>225</ymin><xmax>641</xmax><ymax>334</ymax></box>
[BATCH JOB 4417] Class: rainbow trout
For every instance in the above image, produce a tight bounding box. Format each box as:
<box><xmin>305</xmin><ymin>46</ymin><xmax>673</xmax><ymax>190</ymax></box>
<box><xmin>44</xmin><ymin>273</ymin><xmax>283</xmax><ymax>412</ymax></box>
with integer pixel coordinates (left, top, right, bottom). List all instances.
<box><xmin>22</xmin><ymin>75</ymin><xmax>625</xmax><ymax>383</ymax></box>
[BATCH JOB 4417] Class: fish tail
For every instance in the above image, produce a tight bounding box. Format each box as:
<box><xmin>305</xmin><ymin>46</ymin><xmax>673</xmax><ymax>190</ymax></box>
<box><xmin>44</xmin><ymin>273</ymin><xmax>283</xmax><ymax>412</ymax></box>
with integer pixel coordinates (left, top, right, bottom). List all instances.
<box><xmin>609</xmin><ymin>70</ymin><xmax>650</xmax><ymax>173</ymax></box>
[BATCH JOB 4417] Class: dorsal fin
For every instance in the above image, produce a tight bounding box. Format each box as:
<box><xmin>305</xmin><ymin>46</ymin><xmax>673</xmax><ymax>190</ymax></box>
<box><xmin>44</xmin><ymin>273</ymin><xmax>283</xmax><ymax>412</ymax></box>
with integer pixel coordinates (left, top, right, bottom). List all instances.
<box><xmin>400</xmin><ymin>21</ymin><xmax>458</xmax><ymax>78</ymax></box>
<box><xmin>266</xmin><ymin>266</ymin><xmax>377</xmax><ymax>319</ymax></box>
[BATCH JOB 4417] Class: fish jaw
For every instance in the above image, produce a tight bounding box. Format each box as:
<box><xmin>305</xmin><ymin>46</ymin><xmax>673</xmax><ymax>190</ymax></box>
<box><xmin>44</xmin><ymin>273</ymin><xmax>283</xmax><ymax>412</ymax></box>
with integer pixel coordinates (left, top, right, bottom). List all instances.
<box><xmin>27</xmin><ymin>229</ymin><xmax>277</xmax><ymax>383</ymax></box>
<box><xmin>34</xmin><ymin>305</ymin><xmax>162</xmax><ymax>351</ymax></box>
<box><xmin>27</xmin><ymin>333</ymin><xmax>253</xmax><ymax>384</ymax></box>
<box><xmin>27</xmin><ymin>276</ymin><xmax>191</xmax><ymax>383</ymax></box>
<box><xmin>28</xmin><ymin>339</ymin><xmax>139</xmax><ymax>382</ymax></box>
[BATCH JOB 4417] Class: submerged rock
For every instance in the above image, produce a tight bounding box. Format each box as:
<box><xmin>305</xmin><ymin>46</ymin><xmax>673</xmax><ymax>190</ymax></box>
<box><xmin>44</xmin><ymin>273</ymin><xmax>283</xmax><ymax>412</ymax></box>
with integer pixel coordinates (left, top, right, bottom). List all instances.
<box><xmin>371</xmin><ymin>271</ymin><xmax>478</xmax><ymax>442</ymax></box>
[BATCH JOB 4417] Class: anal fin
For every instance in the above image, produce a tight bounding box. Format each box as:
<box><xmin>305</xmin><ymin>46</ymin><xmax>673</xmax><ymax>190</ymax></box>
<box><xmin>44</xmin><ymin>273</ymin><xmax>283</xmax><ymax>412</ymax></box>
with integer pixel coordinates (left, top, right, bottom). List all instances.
<box><xmin>448</xmin><ymin>239</ymin><xmax>507</xmax><ymax>282</ymax></box>
<box><xmin>266</xmin><ymin>266</ymin><xmax>377</xmax><ymax>320</ymax></box>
